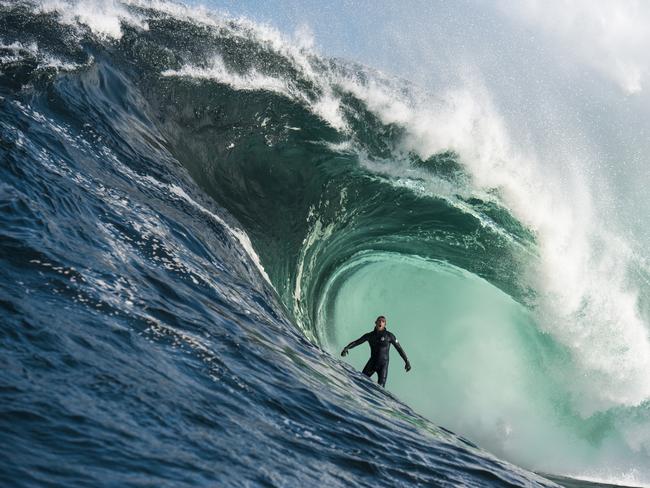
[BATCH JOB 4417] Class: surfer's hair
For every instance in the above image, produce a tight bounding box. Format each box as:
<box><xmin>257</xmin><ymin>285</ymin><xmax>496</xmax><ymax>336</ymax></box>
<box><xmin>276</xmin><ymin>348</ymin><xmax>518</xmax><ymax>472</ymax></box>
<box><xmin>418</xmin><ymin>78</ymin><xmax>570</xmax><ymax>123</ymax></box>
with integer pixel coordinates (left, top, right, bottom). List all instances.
<box><xmin>375</xmin><ymin>315</ymin><xmax>386</xmax><ymax>324</ymax></box>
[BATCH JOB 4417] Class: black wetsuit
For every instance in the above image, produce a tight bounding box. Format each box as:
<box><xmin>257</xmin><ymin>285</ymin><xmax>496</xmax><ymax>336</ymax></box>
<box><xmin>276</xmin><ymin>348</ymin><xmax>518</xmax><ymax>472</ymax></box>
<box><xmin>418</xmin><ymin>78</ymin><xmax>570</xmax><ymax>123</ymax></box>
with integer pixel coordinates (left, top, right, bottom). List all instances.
<box><xmin>344</xmin><ymin>328</ymin><xmax>409</xmax><ymax>387</ymax></box>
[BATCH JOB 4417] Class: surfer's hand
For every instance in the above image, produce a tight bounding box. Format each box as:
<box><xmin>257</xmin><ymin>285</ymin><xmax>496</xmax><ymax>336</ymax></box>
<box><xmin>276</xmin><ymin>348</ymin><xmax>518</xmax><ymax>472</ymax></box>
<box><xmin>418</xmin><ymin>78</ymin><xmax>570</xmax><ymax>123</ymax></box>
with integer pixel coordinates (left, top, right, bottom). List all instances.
<box><xmin>405</xmin><ymin>362</ymin><xmax>411</xmax><ymax>372</ymax></box>
<box><xmin>341</xmin><ymin>348</ymin><xmax>348</xmax><ymax>357</ymax></box>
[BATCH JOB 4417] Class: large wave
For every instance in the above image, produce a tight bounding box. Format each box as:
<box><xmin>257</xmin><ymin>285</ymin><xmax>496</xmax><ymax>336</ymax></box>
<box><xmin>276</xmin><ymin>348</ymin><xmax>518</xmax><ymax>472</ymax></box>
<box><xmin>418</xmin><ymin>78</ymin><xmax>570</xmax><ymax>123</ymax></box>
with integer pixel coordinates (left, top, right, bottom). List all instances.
<box><xmin>2</xmin><ymin>1</ymin><xmax>650</xmax><ymax>486</ymax></box>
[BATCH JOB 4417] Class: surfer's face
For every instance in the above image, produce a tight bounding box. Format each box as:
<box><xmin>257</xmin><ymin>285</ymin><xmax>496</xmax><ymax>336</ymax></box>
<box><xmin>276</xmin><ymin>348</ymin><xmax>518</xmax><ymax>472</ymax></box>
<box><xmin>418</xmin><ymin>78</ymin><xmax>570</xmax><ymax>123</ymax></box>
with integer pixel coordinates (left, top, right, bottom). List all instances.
<box><xmin>376</xmin><ymin>318</ymin><xmax>386</xmax><ymax>330</ymax></box>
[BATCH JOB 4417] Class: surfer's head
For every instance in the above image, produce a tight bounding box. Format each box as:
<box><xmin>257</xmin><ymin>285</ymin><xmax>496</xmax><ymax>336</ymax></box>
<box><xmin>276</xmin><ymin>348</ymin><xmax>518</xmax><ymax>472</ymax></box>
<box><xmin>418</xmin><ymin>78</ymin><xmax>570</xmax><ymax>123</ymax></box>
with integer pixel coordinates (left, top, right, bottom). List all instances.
<box><xmin>375</xmin><ymin>316</ymin><xmax>386</xmax><ymax>330</ymax></box>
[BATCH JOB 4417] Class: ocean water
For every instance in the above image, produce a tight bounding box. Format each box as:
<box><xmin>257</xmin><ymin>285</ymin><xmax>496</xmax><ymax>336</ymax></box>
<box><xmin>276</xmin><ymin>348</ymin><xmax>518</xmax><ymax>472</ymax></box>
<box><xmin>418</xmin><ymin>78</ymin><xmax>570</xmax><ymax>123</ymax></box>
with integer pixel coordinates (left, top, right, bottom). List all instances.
<box><xmin>1</xmin><ymin>1</ymin><xmax>650</xmax><ymax>487</ymax></box>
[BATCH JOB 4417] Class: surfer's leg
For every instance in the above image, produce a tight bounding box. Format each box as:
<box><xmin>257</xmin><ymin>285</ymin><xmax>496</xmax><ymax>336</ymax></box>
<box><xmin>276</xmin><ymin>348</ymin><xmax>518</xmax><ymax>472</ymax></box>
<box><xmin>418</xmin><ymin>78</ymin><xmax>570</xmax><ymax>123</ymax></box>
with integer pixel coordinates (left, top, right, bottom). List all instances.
<box><xmin>362</xmin><ymin>359</ymin><xmax>375</xmax><ymax>378</ymax></box>
<box><xmin>377</xmin><ymin>363</ymin><xmax>388</xmax><ymax>387</ymax></box>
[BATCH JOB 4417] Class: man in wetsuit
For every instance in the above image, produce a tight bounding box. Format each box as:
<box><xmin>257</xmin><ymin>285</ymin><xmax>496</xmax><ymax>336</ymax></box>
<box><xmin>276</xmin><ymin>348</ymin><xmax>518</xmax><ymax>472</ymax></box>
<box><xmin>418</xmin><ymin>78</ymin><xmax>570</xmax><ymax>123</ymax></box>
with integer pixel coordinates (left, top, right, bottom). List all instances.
<box><xmin>340</xmin><ymin>316</ymin><xmax>411</xmax><ymax>387</ymax></box>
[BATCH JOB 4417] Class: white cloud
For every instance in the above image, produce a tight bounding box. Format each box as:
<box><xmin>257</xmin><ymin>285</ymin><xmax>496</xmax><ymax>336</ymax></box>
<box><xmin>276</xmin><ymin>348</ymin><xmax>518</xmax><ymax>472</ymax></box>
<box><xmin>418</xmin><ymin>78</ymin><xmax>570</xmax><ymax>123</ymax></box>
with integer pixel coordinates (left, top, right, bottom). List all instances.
<box><xmin>501</xmin><ymin>0</ymin><xmax>650</xmax><ymax>94</ymax></box>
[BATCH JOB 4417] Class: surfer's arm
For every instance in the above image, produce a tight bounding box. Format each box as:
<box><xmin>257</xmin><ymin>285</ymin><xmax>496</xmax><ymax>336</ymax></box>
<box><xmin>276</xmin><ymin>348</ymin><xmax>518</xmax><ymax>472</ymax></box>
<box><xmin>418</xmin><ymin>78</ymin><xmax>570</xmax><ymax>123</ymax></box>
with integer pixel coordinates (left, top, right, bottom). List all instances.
<box><xmin>391</xmin><ymin>335</ymin><xmax>411</xmax><ymax>371</ymax></box>
<box><xmin>341</xmin><ymin>333</ymin><xmax>369</xmax><ymax>356</ymax></box>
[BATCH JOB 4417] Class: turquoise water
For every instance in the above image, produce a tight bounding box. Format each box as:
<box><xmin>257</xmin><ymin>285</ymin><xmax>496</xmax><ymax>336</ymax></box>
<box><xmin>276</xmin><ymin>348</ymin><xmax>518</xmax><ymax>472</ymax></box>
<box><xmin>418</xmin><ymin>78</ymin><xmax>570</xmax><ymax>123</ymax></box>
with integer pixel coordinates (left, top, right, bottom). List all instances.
<box><xmin>325</xmin><ymin>254</ymin><xmax>554</xmax><ymax>465</ymax></box>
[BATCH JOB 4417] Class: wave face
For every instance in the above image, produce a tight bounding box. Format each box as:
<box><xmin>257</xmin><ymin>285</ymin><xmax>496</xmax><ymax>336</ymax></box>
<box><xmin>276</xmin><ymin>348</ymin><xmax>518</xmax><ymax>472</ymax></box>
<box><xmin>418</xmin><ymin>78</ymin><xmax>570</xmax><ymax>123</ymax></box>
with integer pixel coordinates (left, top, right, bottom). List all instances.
<box><xmin>1</xmin><ymin>1</ymin><xmax>649</xmax><ymax>486</ymax></box>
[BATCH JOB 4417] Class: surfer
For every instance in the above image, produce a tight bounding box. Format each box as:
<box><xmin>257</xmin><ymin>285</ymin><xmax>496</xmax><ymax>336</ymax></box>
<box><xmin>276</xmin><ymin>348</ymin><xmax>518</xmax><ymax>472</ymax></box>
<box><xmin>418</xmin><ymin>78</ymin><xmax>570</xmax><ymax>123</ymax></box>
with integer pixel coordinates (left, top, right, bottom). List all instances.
<box><xmin>341</xmin><ymin>316</ymin><xmax>411</xmax><ymax>387</ymax></box>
